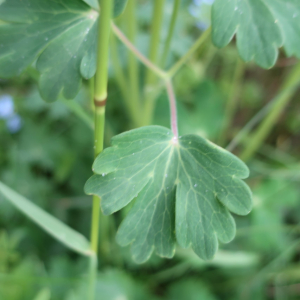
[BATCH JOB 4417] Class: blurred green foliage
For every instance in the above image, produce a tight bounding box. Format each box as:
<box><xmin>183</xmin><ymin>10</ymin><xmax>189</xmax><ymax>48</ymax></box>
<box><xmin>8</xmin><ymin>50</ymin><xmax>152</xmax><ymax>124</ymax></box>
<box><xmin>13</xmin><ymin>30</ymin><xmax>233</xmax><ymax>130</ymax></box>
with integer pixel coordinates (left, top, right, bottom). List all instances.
<box><xmin>1</xmin><ymin>0</ymin><xmax>300</xmax><ymax>299</ymax></box>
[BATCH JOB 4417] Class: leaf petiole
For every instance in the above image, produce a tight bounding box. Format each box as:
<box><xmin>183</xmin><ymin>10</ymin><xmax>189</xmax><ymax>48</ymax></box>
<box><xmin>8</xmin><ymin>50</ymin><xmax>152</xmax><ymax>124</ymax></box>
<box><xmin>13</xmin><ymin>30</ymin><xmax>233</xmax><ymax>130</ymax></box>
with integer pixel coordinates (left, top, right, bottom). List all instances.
<box><xmin>112</xmin><ymin>22</ymin><xmax>211</xmax><ymax>80</ymax></box>
<box><xmin>165</xmin><ymin>79</ymin><xmax>179</xmax><ymax>139</ymax></box>
<box><xmin>111</xmin><ymin>22</ymin><xmax>168</xmax><ymax>79</ymax></box>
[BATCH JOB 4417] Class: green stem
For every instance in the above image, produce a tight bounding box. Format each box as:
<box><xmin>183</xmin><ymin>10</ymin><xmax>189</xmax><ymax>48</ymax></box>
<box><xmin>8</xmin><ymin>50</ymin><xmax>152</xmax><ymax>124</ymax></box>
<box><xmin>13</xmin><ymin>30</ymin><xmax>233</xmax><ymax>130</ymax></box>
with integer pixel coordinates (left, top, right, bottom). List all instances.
<box><xmin>110</xmin><ymin>33</ymin><xmax>130</xmax><ymax>101</ymax></box>
<box><xmin>112</xmin><ymin>23</ymin><xmax>167</xmax><ymax>79</ymax></box>
<box><xmin>126</xmin><ymin>0</ymin><xmax>141</xmax><ymax>126</ymax></box>
<box><xmin>160</xmin><ymin>0</ymin><xmax>181</xmax><ymax>67</ymax></box>
<box><xmin>60</xmin><ymin>98</ymin><xmax>93</xmax><ymax>130</ymax></box>
<box><xmin>88</xmin><ymin>252</ymin><xmax>97</xmax><ymax>300</ymax></box>
<box><xmin>144</xmin><ymin>0</ymin><xmax>165</xmax><ymax>85</ymax></box>
<box><xmin>94</xmin><ymin>106</ymin><xmax>106</xmax><ymax>158</ymax></box>
<box><xmin>218</xmin><ymin>58</ymin><xmax>244</xmax><ymax>146</ymax></box>
<box><xmin>94</xmin><ymin>1</ymin><xmax>113</xmax><ymax>103</ymax></box>
<box><xmin>226</xmin><ymin>97</ymin><xmax>278</xmax><ymax>152</ymax></box>
<box><xmin>89</xmin><ymin>0</ymin><xmax>113</xmax><ymax>297</ymax></box>
<box><xmin>240</xmin><ymin>62</ymin><xmax>300</xmax><ymax>162</ymax></box>
<box><xmin>89</xmin><ymin>77</ymin><xmax>95</xmax><ymax>110</ymax></box>
<box><xmin>143</xmin><ymin>0</ymin><xmax>166</xmax><ymax>125</ymax></box>
<box><xmin>111</xmin><ymin>32</ymin><xmax>142</xmax><ymax>127</ymax></box>
<box><xmin>112</xmin><ymin>24</ymin><xmax>210</xmax><ymax>81</ymax></box>
<box><xmin>168</xmin><ymin>28</ymin><xmax>211</xmax><ymax>78</ymax></box>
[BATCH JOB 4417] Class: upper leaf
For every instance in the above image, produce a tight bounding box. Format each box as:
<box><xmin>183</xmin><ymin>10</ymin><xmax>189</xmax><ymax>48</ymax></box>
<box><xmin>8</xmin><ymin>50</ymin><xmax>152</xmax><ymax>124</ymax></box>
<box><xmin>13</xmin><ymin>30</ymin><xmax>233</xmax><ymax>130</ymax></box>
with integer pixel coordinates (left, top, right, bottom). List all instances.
<box><xmin>0</xmin><ymin>0</ymin><xmax>98</xmax><ymax>102</ymax></box>
<box><xmin>212</xmin><ymin>0</ymin><xmax>300</xmax><ymax>68</ymax></box>
<box><xmin>85</xmin><ymin>126</ymin><xmax>252</xmax><ymax>263</ymax></box>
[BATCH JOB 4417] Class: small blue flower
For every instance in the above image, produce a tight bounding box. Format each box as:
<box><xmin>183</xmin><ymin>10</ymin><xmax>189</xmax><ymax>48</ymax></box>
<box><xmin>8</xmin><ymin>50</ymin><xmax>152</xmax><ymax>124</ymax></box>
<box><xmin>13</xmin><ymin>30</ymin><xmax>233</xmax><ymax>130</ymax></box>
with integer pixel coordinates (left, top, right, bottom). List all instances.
<box><xmin>202</xmin><ymin>0</ymin><xmax>214</xmax><ymax>4</ymax></box>
<box><xmin>6</xmin><ymin>114</ymin><xmax>22</xmax><ymax>133</ymax></box>
<box><xmin>193</xmin><ymin>0</ymin><xmax>215</xmax><ymax>6</ymax></box>
<box><xmin>193</xmin><ymin>0</ymin><xmax>202</xmax><ymax>6</ymax></box>
<box><xmin>0</xmin><ymin>94</ymin><xmax>14</xmax><ymax>119</ymax></box>
<box><xmin>188</xmin><ymin>4</ymin><xmax>200</xmax><ymax>17</ymax></box>
<box><xmin>0</xmin><ymin>94</ymin><xmax>22</xmax><ymax>133</ymax></box>
<box><xmin>189</xmin><ymin>0</ymin><xmax>215</xmax><ymax>30</ymax></box>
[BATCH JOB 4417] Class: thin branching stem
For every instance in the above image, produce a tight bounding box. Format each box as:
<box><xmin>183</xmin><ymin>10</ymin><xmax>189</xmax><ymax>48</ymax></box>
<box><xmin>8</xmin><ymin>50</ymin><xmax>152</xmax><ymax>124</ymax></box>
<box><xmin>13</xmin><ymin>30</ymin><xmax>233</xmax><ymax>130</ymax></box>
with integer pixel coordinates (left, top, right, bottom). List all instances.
<box><xmin>165</xmin><ymin>79</ymin><xmax>179</xmax><ymax>138</ymax></box>
<box><xmin>112</xmin><ymin>23</ymin><xmax>211</xmax><ymax>80</ymax></box>
<box><xmin>239</xmin><ymin>62</ymin><xmax>300</xmax><ymax>161</ymax></box>
<box><xmin>112</xmin><ymin>22</ymin><xmax>168</xmax><ymax>79</ymax></box>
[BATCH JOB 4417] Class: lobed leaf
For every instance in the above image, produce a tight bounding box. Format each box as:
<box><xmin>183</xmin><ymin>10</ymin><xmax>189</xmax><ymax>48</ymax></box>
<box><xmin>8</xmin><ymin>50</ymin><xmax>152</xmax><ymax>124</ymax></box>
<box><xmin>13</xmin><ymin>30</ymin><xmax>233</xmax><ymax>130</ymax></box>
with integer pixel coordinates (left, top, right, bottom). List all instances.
<box><xmin>0</xmin><ymin>181</ymin><xmax>91</xmax><ymax>256</ymax></box>
<box><xmin>212</xmin><ymin>0</ymin><xmax>300</xmax><ymax>68</ymax></box>
<box><xmin>85</xmin><ymin>126</ymin><xmax>252</xmax><ymax>263</ymax></box>
<box><xmin>0</xmin><ymin>0</ymin><xmax>98</xmax><ymax>102</ymax></box>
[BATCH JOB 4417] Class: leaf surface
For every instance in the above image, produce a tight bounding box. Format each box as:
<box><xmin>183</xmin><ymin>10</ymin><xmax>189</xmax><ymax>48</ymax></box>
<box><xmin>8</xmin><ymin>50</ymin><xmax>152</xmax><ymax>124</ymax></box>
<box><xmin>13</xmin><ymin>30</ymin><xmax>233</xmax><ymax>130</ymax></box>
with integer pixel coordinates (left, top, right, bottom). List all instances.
<box><xmin>113</xmin><ymin>0</ymin><xmax>129</xmax><ymax>17</ymax></box>
<box><xmin>85</xmin><ymin>126</ymin><xmax>252</xmax><ymax>263</ymax></box>
<box><xmin>0</xmin><ymin>181</ymin><xmax>91</xmax><ymax>256</ymax></box>
<box><xmin>212</xmin><ymin>0</ymin><xmax>300</xmax><ymax>68</ymax></box>
<box><xmin>0</xmin><ymin>0</ymin><xmax>98</xmax><ymax>101</ymax></box>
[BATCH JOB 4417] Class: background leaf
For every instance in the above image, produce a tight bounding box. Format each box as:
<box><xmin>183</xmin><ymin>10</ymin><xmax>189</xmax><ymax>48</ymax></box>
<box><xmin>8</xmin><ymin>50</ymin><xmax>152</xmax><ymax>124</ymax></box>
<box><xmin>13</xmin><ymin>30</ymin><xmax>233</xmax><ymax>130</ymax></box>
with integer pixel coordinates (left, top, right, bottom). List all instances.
<box><xmin>66</xmin><ymin>269</ymin><xmax>154</xmax><ymax>300</ymax></box>
<box><xmin>212</xmin><ymin>0</ymin><xmax>300</xmax><ymax>68</ymax></box>
<box><xmin>113</xmin><ymin>0</ymin><xmax>129</xmax><ymax>18</ymax></box>
<box><xmin>85</xmin><ymin>126</ymin><xmax>252</xmax><ymax>263</ymax></box>
<box><xmin>82</xmin><ymin>0</ymin><xmax>99</xmax><ymax>10</ymax></box>
<box><xmin>166</xmin><ymin>279</ymin><xmax>217</xmax><ymax>300</ymax></box>
<box><xmin>0</xmin><ymin>181</ymin><xmax>91</xmax><ymax>256</ymax></box>
<box><xmin>0</xmin><ymin>0</ymin><xmax>98</xmax><ymax>101</ymax></box>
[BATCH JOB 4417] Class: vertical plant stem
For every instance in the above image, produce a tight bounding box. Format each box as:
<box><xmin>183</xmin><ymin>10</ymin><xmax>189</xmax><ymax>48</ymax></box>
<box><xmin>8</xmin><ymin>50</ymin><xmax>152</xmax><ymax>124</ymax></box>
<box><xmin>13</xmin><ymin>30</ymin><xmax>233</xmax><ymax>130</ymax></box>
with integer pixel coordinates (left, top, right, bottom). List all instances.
<box><xmin>88</xmin><ymin>253</ymin><xmax>97</xmax><ymax>300</ymax></box>
<box><xmin>111</xmin><ymin>32</ymin><xmax>141</xmax><ymax>127</ymax></box>
<box><xmin>165</xmin><ymin>79</ymin><xmax>178</xmax><ymax>138</ymax></box>
<box><xmin>240</xmin><ymin>62</ymin><xmax>300</xmax><ymax>162</ymax></box>
<box><xmin>94</xmin><ymin>106</ymin><xmax>106</xmax><ymax>158</ymax></box>
<box><xmin>89</xmin><ymin>77</ymin><xmax>95</xmax><ymax>110</ymax></box>
<box><xmin>90</xmin><ymin>195</ymin><xmax>101</xmax><ymax>253</ymax></box>
<box><xmin>145</xmin><ymin>0</ymin><xmax>165</xmax><ymax>84</ymax></box>
<box><xmin>218</xmin><ymin>58</ymin><xmax>244</xmax><ymax>146</ymax></box>
<box><xmin>161</xmin><ymin>0</ymin><xmax>181</xmax><ymax>67</ymax></box>
<box><xmin>126</xmin><ymin>0</ymin><xmax>141</xmax><ymax>126</ymax></box>
<box><xmin>89</xmin><ymin>0</ymin><xmax>113</xmax><ymax>298</ymax></box>
<box><xmin>143</xmin><ymin>0</ymin><xmax>166</xmax><ymax>125</ymax></box>
<box><xmin>111</xmin><ymin>32</ymin><xmax>130</xmax><ymax>103</ymax></box>
<box><xmin>94</xmin><ymin>1</ymin><xmax>113</xmax><ymax>105</ymax></box>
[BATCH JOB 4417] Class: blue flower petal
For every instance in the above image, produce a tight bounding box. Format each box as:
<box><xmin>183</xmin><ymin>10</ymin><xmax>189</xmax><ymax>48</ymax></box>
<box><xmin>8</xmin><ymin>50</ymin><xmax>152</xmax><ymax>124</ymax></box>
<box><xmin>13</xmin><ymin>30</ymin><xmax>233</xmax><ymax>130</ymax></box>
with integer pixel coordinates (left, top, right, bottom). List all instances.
<box><xmin>0</xmin><ymin>94</ymin><xmax>14</xmax><ymax>119</ymax></box>
<box><xmin>6</xmin><ymin>114</ymin><xmax>22</xmax><ymax>133</ymax></box>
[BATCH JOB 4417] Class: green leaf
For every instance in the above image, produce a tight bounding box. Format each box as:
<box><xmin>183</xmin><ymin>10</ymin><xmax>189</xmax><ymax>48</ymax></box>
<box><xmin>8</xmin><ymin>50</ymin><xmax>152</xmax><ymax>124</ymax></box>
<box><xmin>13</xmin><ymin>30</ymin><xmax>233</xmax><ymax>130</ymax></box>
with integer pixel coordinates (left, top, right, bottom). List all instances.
<box><xmin>113</xmin><ymin>0</ymin><xmax>128</xmax><ymax>18</ymax></box>
<box><xmin>167</xmin><ymin>279</ymin><xmax>217</xmax><ymax>300</ymax></box>
<box><xmin>0</xmin><ymin>181</ymin><xmax>91</xmax><ymax>256</ymax></box>
<box><xmin>0</xmin><ymin>0</ymin><xmax>98</xmax><ymax>102</ymax></box>
<box><xmin>249</xmin><ymin>179</ymin><xmax>299</xmax><ymax>251</ymax></box>
<box><xmin>33</xmin><ymin>289</ymin><xmax>51</xmax><ymax>300</ymax></box>
<box><xmin>82</xmin><ymin>0</ymin><xmax>99</xmax><ymax>11</ymax></box>
<box><xmin>176</xmin><ymin>248</ymin><xmax>260</xmax><ymax>269</ymax></box>
<box><xmin>66</xmin><ymin>269</ymin><xmax>154</xmax><ymax>300</ymax></box>
<box><xmin>85</xmin><ymin>126</ymin><xmax>252</xmax><ymax>263</ymax></box>
<box><xmin>212</xmin><ymin>0</ymin><xmax>300</xmax><ymax>68</ymax></box>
